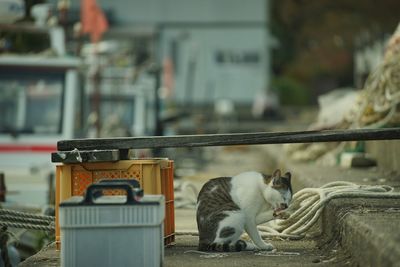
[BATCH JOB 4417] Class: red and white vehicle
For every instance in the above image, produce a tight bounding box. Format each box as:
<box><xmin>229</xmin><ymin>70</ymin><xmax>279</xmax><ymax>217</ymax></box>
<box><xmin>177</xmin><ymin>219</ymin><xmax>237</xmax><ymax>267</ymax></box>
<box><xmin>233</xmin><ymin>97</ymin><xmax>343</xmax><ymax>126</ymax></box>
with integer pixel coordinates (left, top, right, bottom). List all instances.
<box><xmin>0</xmin><ymin>55</ymin><xmax>82</xmax><ymax>206</ymax></box>
<box><xmin>0</xmin><ymin>54</ymin><xmax>157</xmax><ymax>207</ymax></box>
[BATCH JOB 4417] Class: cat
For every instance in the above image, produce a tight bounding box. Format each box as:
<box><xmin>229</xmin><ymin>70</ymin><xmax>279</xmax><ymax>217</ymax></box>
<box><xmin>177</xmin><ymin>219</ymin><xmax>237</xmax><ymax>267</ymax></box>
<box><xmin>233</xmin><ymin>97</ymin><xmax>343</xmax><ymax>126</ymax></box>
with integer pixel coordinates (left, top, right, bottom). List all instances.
<box><xmin>196</xmin><ymin>169</ymin><xmax>292</xmax><ymax>252</ymax></box>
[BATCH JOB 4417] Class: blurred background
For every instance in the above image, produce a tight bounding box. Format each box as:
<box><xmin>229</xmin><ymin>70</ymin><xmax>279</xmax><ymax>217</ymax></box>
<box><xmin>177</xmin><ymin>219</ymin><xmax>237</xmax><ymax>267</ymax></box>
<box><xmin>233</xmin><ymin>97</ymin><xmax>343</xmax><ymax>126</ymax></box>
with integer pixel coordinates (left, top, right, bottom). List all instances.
<box><xmin>1</xmin><ymin>0</ymin><xmax>400</xmax><ymax>138</ymax></box>
<box><xmin>0</xmin><ymin>0</ymin><xmax>400</xmax><ymax>261</ymax></box>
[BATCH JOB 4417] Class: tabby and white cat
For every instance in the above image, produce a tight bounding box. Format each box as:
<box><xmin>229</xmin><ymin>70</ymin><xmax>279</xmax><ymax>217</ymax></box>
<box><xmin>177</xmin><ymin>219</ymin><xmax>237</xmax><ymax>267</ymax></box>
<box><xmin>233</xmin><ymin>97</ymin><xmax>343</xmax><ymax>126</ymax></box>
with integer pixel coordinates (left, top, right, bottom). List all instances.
<box><xmin>196</xmin><ymin>169</ymin><xmax>292</xmax><ymax>252</ymax></box>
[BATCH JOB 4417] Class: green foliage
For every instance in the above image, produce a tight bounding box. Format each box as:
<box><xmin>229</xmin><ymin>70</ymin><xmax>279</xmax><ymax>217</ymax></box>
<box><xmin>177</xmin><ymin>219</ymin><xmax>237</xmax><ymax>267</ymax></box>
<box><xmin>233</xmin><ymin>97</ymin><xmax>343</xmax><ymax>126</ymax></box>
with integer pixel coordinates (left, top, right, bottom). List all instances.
<box><xmin>271</xmin><ymin>0</ymin><xmax>400</xmax><ymax>98</ymax></box>
<box><xmin>272</xmin><ymin>76</ymin><xmax>311</xmax><ymax>106</ymax></box>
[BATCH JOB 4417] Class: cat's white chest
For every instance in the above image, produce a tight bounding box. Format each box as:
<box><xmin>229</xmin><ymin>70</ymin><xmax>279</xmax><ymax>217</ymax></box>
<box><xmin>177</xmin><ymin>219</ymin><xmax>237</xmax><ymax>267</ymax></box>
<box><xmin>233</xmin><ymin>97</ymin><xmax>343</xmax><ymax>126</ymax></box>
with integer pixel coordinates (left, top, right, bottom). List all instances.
<box><xmin>230</xmin><ymin>172</ymin><xmax>270</xmax><ymax>215</ymax></box>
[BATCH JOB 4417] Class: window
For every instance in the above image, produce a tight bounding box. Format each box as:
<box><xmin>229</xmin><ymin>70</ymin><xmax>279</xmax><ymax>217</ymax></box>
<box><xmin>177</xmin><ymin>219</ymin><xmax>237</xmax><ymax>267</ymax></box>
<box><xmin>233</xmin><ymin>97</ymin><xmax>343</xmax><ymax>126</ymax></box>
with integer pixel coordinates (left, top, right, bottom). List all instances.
<box><xmin>0</xmin><ymin>68</ymin><xmax>65</xmax><ymax>135</ymax></box>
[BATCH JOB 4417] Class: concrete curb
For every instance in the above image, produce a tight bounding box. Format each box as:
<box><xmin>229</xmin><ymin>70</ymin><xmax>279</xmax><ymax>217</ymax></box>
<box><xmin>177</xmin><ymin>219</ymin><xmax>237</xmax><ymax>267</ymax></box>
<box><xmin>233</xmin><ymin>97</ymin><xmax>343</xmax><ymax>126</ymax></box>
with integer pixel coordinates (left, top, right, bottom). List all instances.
<box><xmin>321</xmin><ymin>198</ymin><xmax>400</xmax><ymax>267</ymax></box>
<box><xmin>342</xmin><ymin>212</ymin><xmax>400</xmax><ymax>267</ymax></box>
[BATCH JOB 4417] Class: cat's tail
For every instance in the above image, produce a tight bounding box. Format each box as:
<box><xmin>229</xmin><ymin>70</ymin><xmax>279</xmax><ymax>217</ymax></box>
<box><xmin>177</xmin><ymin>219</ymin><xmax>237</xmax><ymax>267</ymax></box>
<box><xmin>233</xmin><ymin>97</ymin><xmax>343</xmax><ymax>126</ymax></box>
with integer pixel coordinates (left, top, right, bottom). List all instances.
<box><xmin>198</xmin><ymin>240</ymin><xmax>256</xmax><ymax>252</ymax></box>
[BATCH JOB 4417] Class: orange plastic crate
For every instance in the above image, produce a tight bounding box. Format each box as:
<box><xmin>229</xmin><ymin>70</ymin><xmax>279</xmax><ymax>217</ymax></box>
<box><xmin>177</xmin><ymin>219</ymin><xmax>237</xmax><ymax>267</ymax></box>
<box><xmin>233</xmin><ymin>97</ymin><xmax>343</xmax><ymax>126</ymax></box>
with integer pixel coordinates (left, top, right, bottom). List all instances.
<box><xmin>55</xmin><ymin>159</ymin><xmax>175</xmax><ymax>249</ymax></box>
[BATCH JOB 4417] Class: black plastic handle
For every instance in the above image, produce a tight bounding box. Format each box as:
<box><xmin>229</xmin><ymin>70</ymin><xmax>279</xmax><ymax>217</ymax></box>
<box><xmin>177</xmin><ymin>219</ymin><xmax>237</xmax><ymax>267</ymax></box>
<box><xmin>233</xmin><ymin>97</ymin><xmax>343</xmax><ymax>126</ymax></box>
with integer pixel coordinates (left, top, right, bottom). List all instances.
<box><xmin>82</xmin><ymin>182</ymin><xmax>139</xmax><ymax>205</ymax></box>
<box><xmin>95</xmin><ymin>179</ymin><xmax>143</xmax><ymax>198</ymax></box>
<box><xmin>97</xmin><ymin>178</ymin><xmax>141</xmax><ymax>189</ymax></box>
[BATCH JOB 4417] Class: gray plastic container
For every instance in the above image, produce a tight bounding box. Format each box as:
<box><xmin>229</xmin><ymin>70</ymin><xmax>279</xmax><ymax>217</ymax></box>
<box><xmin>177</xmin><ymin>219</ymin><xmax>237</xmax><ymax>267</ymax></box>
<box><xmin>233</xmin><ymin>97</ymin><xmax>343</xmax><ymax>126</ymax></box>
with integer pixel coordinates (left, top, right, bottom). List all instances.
<box><xmin>59</xmin><ymin>183</ymin><xmax>165</xmax><ymax>267</ymax></box>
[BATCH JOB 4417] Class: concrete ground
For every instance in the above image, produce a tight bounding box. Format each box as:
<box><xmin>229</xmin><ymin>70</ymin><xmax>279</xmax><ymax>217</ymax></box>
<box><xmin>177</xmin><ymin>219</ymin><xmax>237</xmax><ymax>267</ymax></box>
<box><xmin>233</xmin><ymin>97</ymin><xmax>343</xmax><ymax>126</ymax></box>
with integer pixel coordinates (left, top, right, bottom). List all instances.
<box><xmin>165</xmin><ymin>233</ymin><xmax>350</xmax><ymax>267</ymax></box>
<box><xmin>19</xmin><ymin>144</ymin><xmax>400</xmax><ymax>266</ymax></box>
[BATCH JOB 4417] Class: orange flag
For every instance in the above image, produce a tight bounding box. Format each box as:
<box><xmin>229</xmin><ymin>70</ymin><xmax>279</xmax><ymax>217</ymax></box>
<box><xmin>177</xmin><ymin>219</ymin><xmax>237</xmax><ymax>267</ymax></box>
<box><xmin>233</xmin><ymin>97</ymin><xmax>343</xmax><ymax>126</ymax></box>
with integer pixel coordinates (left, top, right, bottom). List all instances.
<box><xmin>81</xmin><ymin>0</ymin><xmax>108</xmax><ymax>43</ymax></box>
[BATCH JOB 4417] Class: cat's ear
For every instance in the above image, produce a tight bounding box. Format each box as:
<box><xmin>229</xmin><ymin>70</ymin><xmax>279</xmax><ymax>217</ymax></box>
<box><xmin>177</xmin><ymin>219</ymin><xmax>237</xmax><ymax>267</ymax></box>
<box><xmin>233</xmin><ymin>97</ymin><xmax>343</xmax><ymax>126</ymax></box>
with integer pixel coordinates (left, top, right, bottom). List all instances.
<box><xmin>272</xmin><ymin>169</ymin><xmax>281</xmax><ymax>178</ymax></box>
<box><xmin>284</xmin><ymin>172</ymin><xmax>291</xmax><ymax>181</ymax></box>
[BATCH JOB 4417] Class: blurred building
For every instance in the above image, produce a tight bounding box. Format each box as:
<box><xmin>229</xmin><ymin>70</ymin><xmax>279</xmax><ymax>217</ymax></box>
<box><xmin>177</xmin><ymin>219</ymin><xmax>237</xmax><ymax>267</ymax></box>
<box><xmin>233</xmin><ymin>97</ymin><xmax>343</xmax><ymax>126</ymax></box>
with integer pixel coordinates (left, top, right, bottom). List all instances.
<box><xmin>70</xmin><ymin>0</ymin><xmax>274</xmax><ymax>105</ymax></box>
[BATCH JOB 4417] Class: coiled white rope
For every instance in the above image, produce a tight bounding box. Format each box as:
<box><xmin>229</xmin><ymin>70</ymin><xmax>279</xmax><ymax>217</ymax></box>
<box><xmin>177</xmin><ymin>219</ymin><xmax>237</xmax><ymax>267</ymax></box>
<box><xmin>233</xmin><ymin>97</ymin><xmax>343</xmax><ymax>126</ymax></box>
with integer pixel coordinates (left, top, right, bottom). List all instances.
<box><xmin>258</xmin><ymin>181</ymin><xmax>399</xmax><ymax>239</ymax></box>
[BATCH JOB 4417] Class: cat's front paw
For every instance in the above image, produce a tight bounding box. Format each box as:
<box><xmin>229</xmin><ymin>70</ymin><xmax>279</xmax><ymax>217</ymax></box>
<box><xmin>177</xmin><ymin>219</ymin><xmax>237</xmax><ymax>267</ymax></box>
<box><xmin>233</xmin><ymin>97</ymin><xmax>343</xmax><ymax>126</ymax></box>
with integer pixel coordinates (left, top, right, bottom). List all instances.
<box><xmin>259</xmin><ymin>243</ymin><xmax>274</xmax><ymax>251</ymax></box>
<box><xmin>274</xmin><ymin>210</ymin><xmax>291</xmax><ymax>220</ymax></box>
